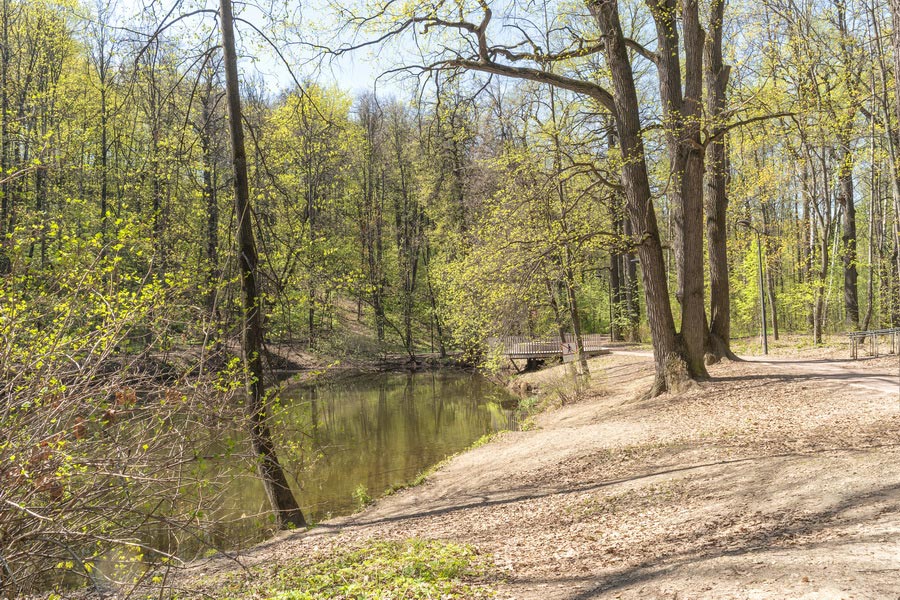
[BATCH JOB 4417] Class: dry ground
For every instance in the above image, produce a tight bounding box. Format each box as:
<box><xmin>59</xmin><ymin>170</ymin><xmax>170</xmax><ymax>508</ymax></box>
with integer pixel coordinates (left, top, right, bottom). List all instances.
<box><xmin>186</xmin><ymin>344</ymin><xmax>900</xmax><ymax>599</ymax></box>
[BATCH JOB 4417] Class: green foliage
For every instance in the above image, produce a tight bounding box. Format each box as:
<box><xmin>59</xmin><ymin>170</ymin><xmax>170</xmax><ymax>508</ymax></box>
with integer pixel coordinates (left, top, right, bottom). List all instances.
<box><xmin>0</xmin><ymin>220</ymin><xmax>252</xmax><ymax>593</ymax></box>
<box><xmin>352</xmin><ymin>483</ymin><xmax>372</xmax><ymax>509</ymax></box>
<box><xmin>6</xmin><ymin>0</ymin><xmax>900</xmax><ymax>591</ymax></box>
<box><xmin>187</xmin><ymin>539</ymin><xmax>495</xmax><ymax>600</ymax></box>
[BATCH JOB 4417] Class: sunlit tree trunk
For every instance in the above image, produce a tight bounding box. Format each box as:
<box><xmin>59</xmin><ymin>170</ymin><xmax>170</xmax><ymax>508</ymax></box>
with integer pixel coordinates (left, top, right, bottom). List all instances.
<box><xmin>887</xmin><ymin>0</ymin><xmax>900</xmax><ymax>284</ymax></box>
<box><xmin>609</xmin><ymin>244</ymin><xmax>624</xmax><ymax>342</ymax></box>
<box><xmin>0</xmin><ymin>0</ymin><xmax>9</xmax><ymax>236</ymax></box>
<box><xmin>703</xmin><ymin>0</ymin><xmax>735</xmax><ymax>360</ymax></box>
<box><xmin>199</xmin><ymin>72</ymin><xmax>219</xmax><ymax>316</ymax></box>
<box><xmin>589</xmin><ymin>0</ymin><xmax>692</xmax><ymax>395</ymax></box>
<box><xmin>622</xmin><ymin>218</ymin><xmax>641</xmax><ymax>341</ymax></box>
<box><xmin>646</xmin><ymin>0</ymin><xmax>708</xmax><ymax>377</ymax></box>
<box><xmin>838</xmin><ymin>143</ymin><xmax>859</xmax><ymax>330</ymax></box>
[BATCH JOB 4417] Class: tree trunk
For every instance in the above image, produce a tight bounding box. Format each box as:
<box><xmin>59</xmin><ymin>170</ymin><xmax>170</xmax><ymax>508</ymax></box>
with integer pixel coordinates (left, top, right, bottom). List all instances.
<box><xmin>546</xmin><ymin>279</ymin><xmax>568</xmax><ymax>350</ymax></box>
<box><xmin>608</xmin><ymin>128</ymin><xmax>635</xmax><ymax>342</ymax></box>
<box><xmin>423</xmin><ymin>244</ymin><xmax>446</xmax><ymax>358</ymax></box>
<box><xmin>887</xmin><ymin>0</ymin><xmax>900</xmax><ymax>283</ymax></box>
<box><xmin>623</xmin><ymin>218</ymin><xmax>641</xmax><ymax>341</ymax></box>
<box><xmin>609</xmin><ymin>246</ymin><xmax>624</xmax><ymax>342</ymax></box>
<box><xmin>703</xmin><ymin>0</ymin><xmax>735</xmax><ymax>361</ymax></box>
<box><xmin>589</xmin><ymin>0</ymin><xmax>692</xmax><ymax>396</ymax></box>
<box><xmin>862</xmin><ymin>132</ymin><xmax>876</xmax><ymax>331</ymax></box>
<box><xmin>833</xmin><ymin>0</ymin><xmax>859</xmax><ymax>331</ymax></box>
<box><xmin>761</xmin><ymin>204</ymin><xmax>779</xmax><ymax>340</ymax></box>
<box><xmin>375</xmin><ymin>169</ymin><xmax>387</xmax><ymax>343</ymax></box>
<box><xmin>645</xmin><ymin>0</ymin><xmax>708</xmax><ymax>377</ymax></box>
<box><xmin>563</xmin><ymin>248</ymin><xmax>590</xmax><ymax>379</ymax></box>
<box><xmin>219</xmin><ymin>0</ymin><xmax>305</xmax><ymax>530</ymax></box>
<box><xmin>838</xmin><ymin>147</ymin><xmax>859</xmax><ymax>330</ymax></box>
<box><xmin>677</xmin><ymin>0</ymin><xmax>708</xmax><ymax>376</ymax></box>
<box><xmin>100</xmin><ymin>85</ymin><xmax>108</xmax><ymax>236</ymax></box>
<box><xmin>201</xmin><ymin>89</ymin><xmax>219</xmax><ymax>316</ymax></box>
<box><xmin>0</xmin><ymin>0</ymin><xmax>9</xmax><ymax>236</ymax></box>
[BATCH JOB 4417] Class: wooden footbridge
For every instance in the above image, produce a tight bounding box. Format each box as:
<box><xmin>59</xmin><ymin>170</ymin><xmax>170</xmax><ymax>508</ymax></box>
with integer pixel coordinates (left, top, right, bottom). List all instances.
<box><xmin>492</xmin><ymin>334</ymin><xmax>610</xmax><ymax>366</ymax></box>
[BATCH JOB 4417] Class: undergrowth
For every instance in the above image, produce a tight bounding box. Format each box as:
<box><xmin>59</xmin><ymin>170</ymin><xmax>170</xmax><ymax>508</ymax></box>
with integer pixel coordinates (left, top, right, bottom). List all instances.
<box><xmin>180</xmin><ymin>539</ymin><xmax>495</xmax><ymax>599</ymax></box>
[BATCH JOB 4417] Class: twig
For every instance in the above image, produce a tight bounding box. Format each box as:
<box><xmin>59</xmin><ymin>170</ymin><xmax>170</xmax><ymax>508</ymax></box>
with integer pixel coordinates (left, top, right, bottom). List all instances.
<box><xmin>3</xmin><ymin>499</ymin><xmax>52</xmax><ymax>522</ymax></box>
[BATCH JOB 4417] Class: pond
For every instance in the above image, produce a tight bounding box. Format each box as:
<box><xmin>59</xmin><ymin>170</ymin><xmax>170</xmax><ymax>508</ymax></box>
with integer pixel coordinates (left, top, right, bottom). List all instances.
<box><xmin>141</xmin><ymin>371</ymin><xmax>519</xmax><ymax>561</ymax></box>
<box><xmin>282</xmin><ymin>371</ymin><xmax>519</xmax><ymax>523</ymax></box>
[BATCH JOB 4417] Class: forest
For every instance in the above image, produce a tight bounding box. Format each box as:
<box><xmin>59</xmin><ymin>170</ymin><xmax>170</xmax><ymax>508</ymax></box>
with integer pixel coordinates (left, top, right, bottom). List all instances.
<box><xmin>1</xmin><ymin>0</ymin><xmax>900</xmax><ymax>596</ymax></box>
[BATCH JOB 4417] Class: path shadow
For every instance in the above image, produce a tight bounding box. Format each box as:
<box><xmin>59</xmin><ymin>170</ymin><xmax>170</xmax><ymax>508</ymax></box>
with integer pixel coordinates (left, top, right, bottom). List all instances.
<box><xmin>566</xmin><ymin>479</ymin><xmax>900</xmax><ymax>599</ymax></box>
<box><xmin>294</xmin><ymin>443</ymin><xmax>900</xmax><ymax>533</ymax></box>
<box><xmin>711</xmin><ymin>371</ymin><xmax>900</xmax><ymax>389</ymax></box>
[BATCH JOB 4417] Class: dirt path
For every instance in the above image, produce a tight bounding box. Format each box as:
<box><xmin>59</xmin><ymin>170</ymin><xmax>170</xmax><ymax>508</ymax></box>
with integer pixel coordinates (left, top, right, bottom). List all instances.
<box><xmin>745</xmin><ymin>355</ymin><xmax>900</xmax><ymax>396</ymax></box>
<box><xmin>189</xmin><ymin>349</ymin><xmax>900</xmax><ymax>599</ymax></box>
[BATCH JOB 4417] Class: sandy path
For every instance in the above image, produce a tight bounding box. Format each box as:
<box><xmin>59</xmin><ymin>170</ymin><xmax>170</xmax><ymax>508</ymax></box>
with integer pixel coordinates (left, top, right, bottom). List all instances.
<box><xmin>188</xmin><ymin>349</ymin><xmax>900</xmax><ymax>599</ymax></box>
<box><xmin>745</xmin><ymin>355</ymin><xmax>899</xmax><ymax>396</ymax></box>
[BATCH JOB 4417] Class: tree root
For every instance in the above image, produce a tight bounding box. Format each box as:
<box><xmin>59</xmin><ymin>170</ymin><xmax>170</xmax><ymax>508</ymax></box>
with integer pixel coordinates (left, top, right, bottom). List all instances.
<box><xmin>704</xmin><ymin>332</ymin><xmax>741</xmax><ymax>365</ymax></box>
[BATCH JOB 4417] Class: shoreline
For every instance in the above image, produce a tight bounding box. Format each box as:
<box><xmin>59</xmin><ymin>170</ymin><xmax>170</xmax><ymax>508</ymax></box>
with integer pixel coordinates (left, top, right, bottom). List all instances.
<box><xmin>164</xmin><ymin>344</ymin><xmax>900</xmax><ymax>599</ymax></box>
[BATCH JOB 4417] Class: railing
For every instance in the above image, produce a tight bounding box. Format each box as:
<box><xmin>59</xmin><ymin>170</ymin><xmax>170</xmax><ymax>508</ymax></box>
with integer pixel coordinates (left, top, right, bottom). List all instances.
<box><xmin>491</xmin><ymin>334</ymin><xmax>609</xmax><ymax>359</ymax></box>
<box><xmin>848</xmin><ymin>328</ymin><xmax>900</xmax><ymax>359</ymax></box>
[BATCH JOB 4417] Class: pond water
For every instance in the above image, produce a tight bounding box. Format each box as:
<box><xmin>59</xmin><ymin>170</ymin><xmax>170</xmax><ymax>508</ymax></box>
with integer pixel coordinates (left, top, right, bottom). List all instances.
<box><xmin>282</xmin><ymin>371</ymin><xmax>519</xmax><ymax>523</ymax></box>
<box><xmin>148</xmin><ymin>371</ymin><xmax>519</xmax><ymax>560</ymax></box>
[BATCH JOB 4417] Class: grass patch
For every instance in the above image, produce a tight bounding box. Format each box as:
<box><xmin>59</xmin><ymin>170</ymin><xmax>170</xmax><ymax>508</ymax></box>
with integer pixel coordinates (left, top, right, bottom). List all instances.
<box><xmin>514</xmin><ymin>395</ymin><xmax>545</xmax><ymax>431</ymax></box>
<box><xmin>352</xmin><ymin>484</ymin><xmax>373</xmax><ymax>510</ymax></box>
<box><xmin>186</xmin><ymin>539</ymin><xmax>495</xmax><ymax>600</ymax></box>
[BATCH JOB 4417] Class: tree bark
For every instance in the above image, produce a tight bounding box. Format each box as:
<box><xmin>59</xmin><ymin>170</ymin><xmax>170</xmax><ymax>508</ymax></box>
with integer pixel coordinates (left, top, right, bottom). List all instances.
<box><xmin>761</xmin><ymin>204</ymin><xmax>779</xmax><ymax>340</ymax></box>
<box><xmin>589</xmin><ymin>0</ymin><xmax>692</xmax><ymax>395</ymax></box>
<box><xmin>622</xmin><ymin>218</ymin><xmax>641</xmax><ymax>341</ymax></box>
<box><xmin>703</xmin><ymin>0</ymin><xmax>735</xmax><ymax>361</ymax></box>
<box><xmin>200</xmin><ymin>79</ymin><xmax>219</xmax><ymax>316</ymax></box>
<box><xmin>645</xmin><ymin>0</ymin><xmax>708</xmax><ymax>377</ymax></box>
<box><xmin>838</xmin><ymin>146</ymin><xmax>859</xmax><ymax>329</ymax></box>
<box><xmin>887</xmin><ymin>0</ymin><xmax>900</xmax><ymax>284</ymax></box>
<box><xmin>834</xmin><ymin>0</ymin><xmax>859</xmax><ymax>330</ymax></box>
<box><xmin>219</xmin><ymin>0</ymin><xmax>305</xmax><ymax>530</ymax></box>
<box><xmin>563</xmin><ymin>248</ymin><xmax>590</xmax><ymax>379</ymax></box>
<box><xmin>609</xmin><ymin>245</ymin><xmax>624</xmax><ymax>342</ymax></box>
<box><xmin>1</xmin><ymin>0</ymin><xmax>9</xmax><ymax>236</ymax></box>
<box><xmin>423</xmin><ymin>244</ymin><xmax>446</xmax><ymax>358</ymax></box>
<box><xmin>100</xmin><ymin>82</ymin><xmax>108</xmax><ymax>236</ymax></box>
<box><xmin>678</xmin><ymin>0</ymin><xmax>709</xmax><ymax>375</ymax></box>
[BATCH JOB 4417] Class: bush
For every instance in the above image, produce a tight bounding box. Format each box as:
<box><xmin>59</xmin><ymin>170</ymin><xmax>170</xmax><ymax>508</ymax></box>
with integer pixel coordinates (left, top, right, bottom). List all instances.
<box><xmin>0</xmin><ymin>226</ymin><xmax>250</xmax><ymax>595</ymax></box>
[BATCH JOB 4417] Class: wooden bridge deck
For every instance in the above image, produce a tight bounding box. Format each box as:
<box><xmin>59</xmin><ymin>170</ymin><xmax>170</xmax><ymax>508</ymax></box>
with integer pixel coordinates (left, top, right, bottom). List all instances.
<box><xmin>493</xmin><ymin>334</ymin><xmax>610</xmax><ymax>359</ymax></box>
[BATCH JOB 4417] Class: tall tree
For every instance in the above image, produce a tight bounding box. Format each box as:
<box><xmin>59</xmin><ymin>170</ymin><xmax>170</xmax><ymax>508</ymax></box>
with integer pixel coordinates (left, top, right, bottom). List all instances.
<box><xmin>704</xmin><ymin>0</ymin><xmax>735</xmax><ymax>359</ymax></box>
<box><xmin>218</xmin><ymin>0</ymin><xmax>305</xmax><ymax>529</ymax></box>
<box><xmin>588</xmin><ymin>0</ymin><xmax>694</xmax><ymax>394</ymax></box>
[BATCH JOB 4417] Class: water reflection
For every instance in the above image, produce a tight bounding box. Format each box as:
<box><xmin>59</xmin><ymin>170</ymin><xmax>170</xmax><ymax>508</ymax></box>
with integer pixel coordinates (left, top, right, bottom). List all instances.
<box><xmin>154</xmin><ymin>371</ymin><xmax>518</xmax><ymax>559</ymax></box>
<box><xmin>283</xmin><ymin>371</ymin><xmax>518</xmax><ymax>523</ymax></box>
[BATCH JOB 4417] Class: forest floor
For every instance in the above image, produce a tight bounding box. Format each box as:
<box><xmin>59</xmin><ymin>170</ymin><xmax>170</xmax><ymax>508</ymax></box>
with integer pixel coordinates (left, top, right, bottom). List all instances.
<box><xmin>181</xmin><ymin>341</ymin><xmax>900</xmax><ymax>599</ymax></box>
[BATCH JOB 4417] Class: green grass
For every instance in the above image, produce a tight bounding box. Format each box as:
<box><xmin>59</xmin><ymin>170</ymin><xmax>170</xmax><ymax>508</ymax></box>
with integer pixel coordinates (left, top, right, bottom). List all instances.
<box><xmin>188</xmin><ymin>539</ymin><xmax>495</xmax><ymax>600</ymax></box>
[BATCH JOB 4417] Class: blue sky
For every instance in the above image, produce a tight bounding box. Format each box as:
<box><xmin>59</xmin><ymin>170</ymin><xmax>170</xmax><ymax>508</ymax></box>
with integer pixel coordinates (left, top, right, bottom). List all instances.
<box><xmin>109</xmin><ymin>0</ymin><xmax>410</xmax><ymax>97</ymax></box>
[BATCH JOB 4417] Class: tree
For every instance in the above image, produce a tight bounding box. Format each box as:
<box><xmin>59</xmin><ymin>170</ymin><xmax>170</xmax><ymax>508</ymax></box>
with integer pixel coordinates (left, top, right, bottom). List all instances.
<box><xmin>218</xmin><ymin>0</ymin><xmax>305</xmax><ymax>529</ymax></box>
<box><xmin>332</xmin><ymin>0</ymin><xmax>718</xmax><ymax>393</ymax></box>
<box><xmin>704</xmin><ymin>0</ymin><xmax>736</xmax><ymax>359</ymax></box>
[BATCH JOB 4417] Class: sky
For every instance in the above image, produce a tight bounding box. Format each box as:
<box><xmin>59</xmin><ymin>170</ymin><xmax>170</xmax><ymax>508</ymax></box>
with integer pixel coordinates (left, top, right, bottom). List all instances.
<box><xmin>109</xmin><ymin>0</ymin><xmax>412</xmax><ymax>97</ymax></box>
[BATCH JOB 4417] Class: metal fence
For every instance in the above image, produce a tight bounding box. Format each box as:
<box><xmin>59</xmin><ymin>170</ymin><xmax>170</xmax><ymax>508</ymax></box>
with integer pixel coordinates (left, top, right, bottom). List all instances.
<box><xmin>848</xmin><ymin>328</ymin><xmax>900</xmax><ymax>359</ymax></box>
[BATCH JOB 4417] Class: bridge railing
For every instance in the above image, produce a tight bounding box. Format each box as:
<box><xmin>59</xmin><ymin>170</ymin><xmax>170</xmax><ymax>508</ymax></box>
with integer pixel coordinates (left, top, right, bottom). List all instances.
<box><xmin>489</xmin><ymin>334</ymin><xmax>609</xmax><ymax>358</ymax></box>
<box><xmin>848</xmin><ymin>327</ymin><xmax>900</xmax><ymax>359</ymax></box>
